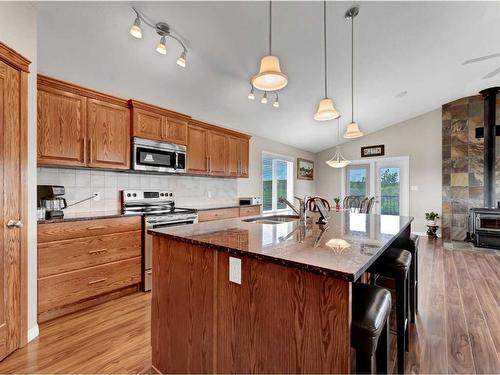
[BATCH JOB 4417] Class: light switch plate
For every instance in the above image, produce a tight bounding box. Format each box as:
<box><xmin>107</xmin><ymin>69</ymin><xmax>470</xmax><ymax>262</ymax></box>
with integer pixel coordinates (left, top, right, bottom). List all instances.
<box><xmin>229</xmin><ymin>257</ymin><xmax>241</xmax><ymax>284</ymax></box>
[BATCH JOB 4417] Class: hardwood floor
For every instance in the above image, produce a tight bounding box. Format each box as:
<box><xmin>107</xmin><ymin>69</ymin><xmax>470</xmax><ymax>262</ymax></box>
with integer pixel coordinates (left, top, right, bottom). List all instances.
<box><xmin>0</xmin><ymin>237</ymin><xmax>498</xmax><ymax>373</ymax></box>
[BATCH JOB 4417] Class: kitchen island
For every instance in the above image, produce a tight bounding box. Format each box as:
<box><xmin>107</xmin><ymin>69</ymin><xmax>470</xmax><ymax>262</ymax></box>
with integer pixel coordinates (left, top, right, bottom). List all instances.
<box><xmin>149</xmin><ymin>211</ymin><xmax>413</xmax><ymax>373</ymax></box>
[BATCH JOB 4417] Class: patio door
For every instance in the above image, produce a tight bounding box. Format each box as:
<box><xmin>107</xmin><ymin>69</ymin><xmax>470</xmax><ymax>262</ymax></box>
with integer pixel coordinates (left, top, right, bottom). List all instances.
<box><xmin>342</xmin><ymin>156</ymin><xmax>409</xmax><ymax>216</ymax></box>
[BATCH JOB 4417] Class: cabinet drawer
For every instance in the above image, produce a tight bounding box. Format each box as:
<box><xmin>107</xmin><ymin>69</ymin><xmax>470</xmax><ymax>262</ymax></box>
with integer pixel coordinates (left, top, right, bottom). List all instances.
<box><xmin>198</xmin><ymin>208</ymin><xmax>240</xmax><ymax>222</ymax></box>
<box><xmin>38</xmin><ymin>216</ymin><xmax>141</xmax><ymax>243</ymax></box>
<box><xmin>38</xmin><ymin>230</ymin><xmax>141</xmax><ymax>278</ymax></box>
<box><xmin>239</xmin><ymin>206</ymin><xmax>261</xmax><ymax>217</ymax></box>
<box><xmin>38</xmin><ymin>257</ymin><xmax>141</xmax><ymax>314</ymax></box>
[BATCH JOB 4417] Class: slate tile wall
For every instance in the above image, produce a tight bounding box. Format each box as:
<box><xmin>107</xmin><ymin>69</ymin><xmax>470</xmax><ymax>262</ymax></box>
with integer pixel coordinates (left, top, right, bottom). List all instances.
<box><xmin>441</xmin><ymin>95</ymin><xmax>500</xmax><ymax>242</ymax></box>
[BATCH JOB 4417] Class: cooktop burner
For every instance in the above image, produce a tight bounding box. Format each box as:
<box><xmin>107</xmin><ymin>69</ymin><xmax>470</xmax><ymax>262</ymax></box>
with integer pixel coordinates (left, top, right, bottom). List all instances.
<box><xmin>121</xmin><ymin>189</ymin><xmax>197</xmax><ymax>216</ymax></box>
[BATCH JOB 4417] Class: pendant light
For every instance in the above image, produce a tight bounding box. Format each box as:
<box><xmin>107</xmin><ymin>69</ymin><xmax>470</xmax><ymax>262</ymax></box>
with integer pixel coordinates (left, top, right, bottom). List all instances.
<box><xmin>326</xmin><ymin>118</ymin><xmax>351</xmax><ymax>168</ymax></box>
<box><xmin>251</xmin><ymin>1</ymin><xmax>288</xmax><ymax>91</ymax></box>
<box><xmin>344</xmin><ymin>7</ymin><xmax>364</xmax><ymax>139</ymax></box>
<box><xmin>314</xmin><ymin>0</ymin><xmax>340</xmax><ymax>121</ymax></box>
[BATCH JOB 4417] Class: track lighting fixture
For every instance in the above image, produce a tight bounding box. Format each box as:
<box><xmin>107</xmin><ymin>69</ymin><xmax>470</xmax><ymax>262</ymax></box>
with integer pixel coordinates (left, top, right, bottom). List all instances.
<box><xmin>129</xmin><ymin>7</ymin><xmax>188</xmax><ymax>68</ymax></box>
<box><xmin>247</xmin><ymin>86</ymin><xmax>255</xmax><ymax>100</ymax></box>
<box><xmin>156</xmin><ymin>36</ymin><xmax>167</xmax><ymax>55</ymax></box>
<box><xmin>273</xmin><ymin>93</ymin><xmax>280</xmax><ymax>108</ymax></box>
<box><xmin>261</xmin><ymin>92</ymin><xmax>268</xmax><ymax>104</ymax></box>
<box><xmin>129</xmin><ymin>16</ymin><xmax>142</xmax><ymax>39</ymax></box>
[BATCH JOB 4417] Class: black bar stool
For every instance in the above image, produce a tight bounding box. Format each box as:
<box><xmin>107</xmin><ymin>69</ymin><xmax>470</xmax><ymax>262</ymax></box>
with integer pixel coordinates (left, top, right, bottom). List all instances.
<box><xmin>351</xmin><ymin>283</ymin><xmax>391</xmax><ymax>374</ymax></box>
<box><xmin>368</xmin><ymin>247</ymin><xmax>411</xmax><ymax>374</ymax></box>
<box><xmin>390</xmin><ymin>235</ymin><xmax>419</xmax><ymax>322</ymax></box>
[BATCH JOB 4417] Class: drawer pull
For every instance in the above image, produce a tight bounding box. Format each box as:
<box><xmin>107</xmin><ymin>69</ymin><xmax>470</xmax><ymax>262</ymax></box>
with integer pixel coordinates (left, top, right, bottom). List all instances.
<box><xmin>87</xmin><ymin>226</ymin><xmax>106</xmax><ymax>230</ymax></box>
<box><xmin>88</xmin><ymin>249</ymin><xmax>108</xmax><ymax>255</ymax></box>
<box><xmin>88</xmin><ymin>278</ymin><xmax>107</xmax><ymax>285</ymax></box>
<box><xmin>145</xmin><ymin>270</ymin><xmax>153</xmax><ymax>275</ymax></box>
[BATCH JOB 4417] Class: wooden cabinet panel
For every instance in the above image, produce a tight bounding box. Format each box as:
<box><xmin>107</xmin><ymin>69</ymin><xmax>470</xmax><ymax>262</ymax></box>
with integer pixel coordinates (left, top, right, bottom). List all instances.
<box><xmin>226</xmin><ymin>136</ymin><xmax>240</xmax><ymax>177</ymax></box>
<box><xmin>38</xmin><ymin>216</ymin><xmax>141</xmax><ymax>243</ymax></box>
<box><xmin>132</xmin><ymin>108</ymin><xmax>163</xmax><ymax>141</ymax></box>
<box><xmin>38</xmin><ymin>257</ymin><xmax>141</xmax><ymax>316</ymax></box>
<box><xmin>198</xmin><ymin>208</ymin><xmax>240</xmax><ymax>222</ymax></box>
<box><xmin>239</xmin><ymin>138</ymin><xmax>249</xmax><ymax>177</ymax></box>
<box><xmin>87</xmin><ymin>99</ymin><xmax>130</xmax><ymax>169</ymax></box>
<box><xmin>187</xmin><ymin>125</ymin><xmax>208</xmax><ymax>175</ymax></box>
<box><xmin>38</xmin><ymin>230</ymin><xmax>141</xmax><ymax>278</ymax></box>
<box><xmin>37</xmin><ymin>87</ymin><xmax>87</xmax><ymax>166</ymax></box>
<box><xmin>207</xmin><ymin>131</ymin><xmax>227</xmax><ymax>176</ymax></box>
<box><xmin>239</xmin><ymin>206</ymin><xmax>260</xmax><ymax>217</ymax></box>
<box><xmin>165</xmin><ymin>117</ymin><xmax>187</xmax><ymax>144</ymax></box>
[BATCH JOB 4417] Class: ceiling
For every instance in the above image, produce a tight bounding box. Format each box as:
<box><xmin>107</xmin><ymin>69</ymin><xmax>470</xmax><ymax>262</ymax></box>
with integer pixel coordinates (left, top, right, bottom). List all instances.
<box><xmin>37</xmin><ymin>1</ymin><xmax>500</xmax><ymax>153</ymax></box>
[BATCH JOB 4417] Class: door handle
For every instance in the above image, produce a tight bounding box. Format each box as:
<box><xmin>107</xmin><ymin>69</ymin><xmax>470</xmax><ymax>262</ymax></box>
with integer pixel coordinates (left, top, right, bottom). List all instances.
<box><xmin>7</xmin><ymin>220</ymin><xmax>23</xmax><ymax>229</ymax></box>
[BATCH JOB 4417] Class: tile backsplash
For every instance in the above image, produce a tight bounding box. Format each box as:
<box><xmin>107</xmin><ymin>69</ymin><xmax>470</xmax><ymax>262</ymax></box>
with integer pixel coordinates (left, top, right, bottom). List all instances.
<box><xmin>38</xmin><ymin>167</ymin><xmax>238</xmax><ymax>214</ymax></box>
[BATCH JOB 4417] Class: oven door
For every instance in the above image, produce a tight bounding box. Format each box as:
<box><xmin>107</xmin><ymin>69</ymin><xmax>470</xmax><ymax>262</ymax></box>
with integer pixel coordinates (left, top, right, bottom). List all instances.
<box><xmin>476</xmin><ymin>213</ymin><xmax>500</xmax><ymax>233</ymax></box>
<box><xmin>143</xmin><ymin>219</ymin><xmax>196</xmax><ymax>291</ymax></box>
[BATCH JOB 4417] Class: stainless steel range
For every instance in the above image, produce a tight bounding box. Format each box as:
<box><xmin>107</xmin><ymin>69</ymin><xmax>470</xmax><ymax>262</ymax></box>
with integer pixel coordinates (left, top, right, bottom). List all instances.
<box><xmin>122</xmin><ymin>190</ymin><xmax>198</xmax><ymax>291</ymax></box>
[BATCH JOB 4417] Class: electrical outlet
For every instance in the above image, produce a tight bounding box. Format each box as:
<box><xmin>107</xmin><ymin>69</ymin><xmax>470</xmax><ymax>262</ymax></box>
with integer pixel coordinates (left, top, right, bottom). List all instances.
<box><xmin>93</xmin><ymin>192</ymin><xmax>100</xmax><ymax>201</ymax></box>
<box><xmin>207</xmin><ymin>191</ymin><xmax>213</xmax><ymax>198</ymax></box>
<box><xmin>229</xmin><ymin>257</ymin><xmax>241</xmax><ymax>284</ymax></box>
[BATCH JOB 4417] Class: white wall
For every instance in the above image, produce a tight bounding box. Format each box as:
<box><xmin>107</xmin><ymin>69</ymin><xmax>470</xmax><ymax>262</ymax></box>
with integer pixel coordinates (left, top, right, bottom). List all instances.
<box><xmin>315</xmin><ymin>109</ymin><xmax>442</xmax><ymax>233</ymax></box>
<box><xmin>0</xmin><ymin>2</ymin><xmax>38</xmax><ymax>341</ymax></box>
<box><xmin>237</xmin><ymin>135</ymin><xmax>316</xmax><ymax>200</ymax></box>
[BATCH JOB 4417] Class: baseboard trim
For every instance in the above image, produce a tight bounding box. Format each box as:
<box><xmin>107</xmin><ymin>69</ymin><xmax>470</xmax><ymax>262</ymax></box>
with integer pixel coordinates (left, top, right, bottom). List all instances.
<box><xmin>27</xmin><ymin>324</ymin><xmax>39</xmax><ymax>343</ymax></box>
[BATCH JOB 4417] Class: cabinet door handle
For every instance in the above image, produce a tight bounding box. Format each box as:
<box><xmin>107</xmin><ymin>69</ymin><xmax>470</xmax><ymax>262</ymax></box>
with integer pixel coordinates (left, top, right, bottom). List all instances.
<box><xmin>89</xmin><ymin>138</ymin><xmax>93</xmax><ymax>163</ymax></box>
<box><xmin>81</xmin><ymin>138</ymin><xmax>86</xmax><ymax>162</ymax></box>
<box><xmin>209</xmin><ymin>156</ymin><xmax>212</xmax><ymax>173</ymax></box>
<box><xmin>6</xmin><ymin>220</ymin><xmax>23</xmax><ymax>229</ymax></box>
<box><xmin>88</xmin><ymin>249</ymin><xmax>108</xmax><ymax>255</ymax></box>
<box><xmin>88</xmin><ymin>278</ymin><xmax>107</xmax><ymax>285</ymax></box>
<box><xmin>87</xmin><ymin>225</ymin><xmax>106</xmax><ymax>230</ymax></box>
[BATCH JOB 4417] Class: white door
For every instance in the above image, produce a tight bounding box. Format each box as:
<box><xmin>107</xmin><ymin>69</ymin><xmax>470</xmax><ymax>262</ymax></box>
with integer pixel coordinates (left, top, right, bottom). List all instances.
<box><xmin>374</xmin><ymin>158</ymin><xmax>409</xmax><ymax>216</ymax></box>
<box><xmin>342</xmin><ymin>156</ymin><xmax>409</xmax><ymax>216</ymax></box>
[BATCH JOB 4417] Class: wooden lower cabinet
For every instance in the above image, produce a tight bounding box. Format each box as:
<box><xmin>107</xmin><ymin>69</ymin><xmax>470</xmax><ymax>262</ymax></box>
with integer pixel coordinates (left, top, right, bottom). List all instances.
<box><xmin>198</xmin><ymin>206</ymin><xmax>261</xmax><ymax>222</ymax></box>
<box><xmin>37</xmin><ymin>216</ymin><xmax>142</xmax><ymax>322</ymax></box>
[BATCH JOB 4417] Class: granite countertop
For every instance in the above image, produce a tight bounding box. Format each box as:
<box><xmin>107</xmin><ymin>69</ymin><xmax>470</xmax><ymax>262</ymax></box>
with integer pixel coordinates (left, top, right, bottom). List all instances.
<box><xmin>149</xmin><ymin>211</ymin><xmax>413</xmax><ymax>281</ymax></box>
<box><xmin>177</xmin><ymin>203</ymin><xmax>261</xmax><ymax>211</ymax></box>
<box><xmin>37</xmin><ymin>210</ymin><xmax>142</xmax><ymax>224</ymax></box>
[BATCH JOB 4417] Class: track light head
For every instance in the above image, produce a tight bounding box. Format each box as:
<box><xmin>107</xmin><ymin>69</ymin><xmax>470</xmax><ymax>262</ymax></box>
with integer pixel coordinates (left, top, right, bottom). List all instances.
<box><xmin>156</xmin><ymin>36</ymin><xmax>167</xmax><ymax>55</ymax></box>
<box><xmin>261</xmin><ymin>91</ymin><xmax>268</xmax><ymax>104</ymax></box>
<box><xmin>129</xmin><ymin>17</ymin><xmax>142</xmax><ymax>39</ymax></box>
<box><xmin>273</xmin><ymin>93</ymin><xmax>279</xmax><ymax>108</ymax></box>
<box><xmin>177</xmin><ymin>51</ymin><xmax>187</xmax><ymax>68</ymax></box>
<box><xmin>248</xmin><ymin>86</ymin><xmax>255</xmax><ymax>100</ymax></box>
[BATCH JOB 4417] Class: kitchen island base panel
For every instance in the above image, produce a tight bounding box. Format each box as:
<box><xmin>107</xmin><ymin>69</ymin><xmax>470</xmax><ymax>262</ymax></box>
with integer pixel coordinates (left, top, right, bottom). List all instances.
<box><xmin>152</xmin><ymin>237</ymin><xmax>351</xmax><ymax>374</ymax></box>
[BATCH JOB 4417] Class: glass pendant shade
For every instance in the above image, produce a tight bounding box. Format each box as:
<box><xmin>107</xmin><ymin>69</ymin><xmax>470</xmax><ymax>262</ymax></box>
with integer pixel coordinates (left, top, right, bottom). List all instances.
<box><xmin>129</xmin><ymin>18</ymin><xmax>142</xmax><ymax>39</ymax></box>
<box><xmin>252</xmin><ymin>55</ymin><xmax>288</xmax><ymax>91</ymax></box>
<box><xmin>314</xmin><ymin>98</ymin><xmax>340</xmax><ymax>121</ymax></box>
<box><xmin>343</xmin><ymin>121</ymin><xmax>364</xmax><ymax>139</ymax></box>
<box><xmin>325</xmin><ymin>146</ymin><xmax>350</xmax><ymax>168</ymax></box>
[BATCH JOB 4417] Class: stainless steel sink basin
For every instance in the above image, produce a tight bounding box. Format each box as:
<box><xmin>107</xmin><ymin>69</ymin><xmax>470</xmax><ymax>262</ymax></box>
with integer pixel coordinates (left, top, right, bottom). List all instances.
<box><xmin>243</xmin><ymin>215</ymin><xmax>300</xmax><ymax>224</ymax></box>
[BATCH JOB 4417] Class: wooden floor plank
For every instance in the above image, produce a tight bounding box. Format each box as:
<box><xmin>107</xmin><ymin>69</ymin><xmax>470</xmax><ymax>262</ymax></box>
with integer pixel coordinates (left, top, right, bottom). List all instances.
<box><xmin>444</xmin><ymin>249</ymin><xmax>476</xmax><ymax>373</ymax></box>
<box><xmin>453</xmin><ymin>251</ymin><xmax>499</xmax><ymax>374</ymax></box>
<box><xmin>0</xmin><ymin>238</ymin><xmax>498</xmax><ymax>374</ymax></box>
<box><xmin>462</xmin><ymin>252</ymin><xmax>500</xmax><ymax>358</ymax></box>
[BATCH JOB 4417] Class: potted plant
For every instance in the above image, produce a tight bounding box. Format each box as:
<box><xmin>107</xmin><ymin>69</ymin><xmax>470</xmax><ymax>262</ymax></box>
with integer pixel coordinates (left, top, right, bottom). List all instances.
<box><xmin>425</xmin><ymin>211</ymin><xmax>440</xmax><ymax>226</ymax></box>
<box><xmin>334</xmin><ymin>197</ymin><xmax>341</xmax><ymax>211</ymax></box>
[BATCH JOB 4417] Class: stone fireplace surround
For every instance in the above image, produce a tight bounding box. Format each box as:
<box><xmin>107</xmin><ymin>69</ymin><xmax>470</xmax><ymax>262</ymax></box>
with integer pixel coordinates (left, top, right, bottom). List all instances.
<box><xmin>442</xmin><ymin>95</ymin><xmax>500</xmax><ymax>243</ymax></box>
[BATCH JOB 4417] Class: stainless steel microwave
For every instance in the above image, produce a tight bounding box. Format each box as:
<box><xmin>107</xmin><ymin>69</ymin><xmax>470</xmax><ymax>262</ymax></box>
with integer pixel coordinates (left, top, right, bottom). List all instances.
<box><xmin>132</xmin><ymin>137</ymin><xmax>187</xmax><ymax>173</ymax></box>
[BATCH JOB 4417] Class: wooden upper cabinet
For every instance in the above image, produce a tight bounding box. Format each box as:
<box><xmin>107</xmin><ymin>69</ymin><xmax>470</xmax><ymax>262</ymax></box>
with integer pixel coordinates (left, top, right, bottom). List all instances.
<box><xmin>37</xmin><ymin>87</ymin><xmax>87</xmax><ymax>166</ymax></box>
<box><xmin>130</xmin><ymin>100</ymin><xmax>189</xmax><ymax>144</ymax></box>
<box><xmin>165</xmin><ymin>117</ymin><xmax>188</xmax><ymax>144</ymax></box>
<box><xmin>207</xmin><ymin>131</ymin><xmax>227</xmax><ymax>176</ymax></box>
<box><xmin>132</xmin><ymin>108</ymin><xmax>163</xmax><ymax>141</ymax></box>
<box><xmin>87</xmin><ymin>99</ymin><xmax>130</xmax><ymax>169</ymax></box>
<box><xmin>239</xmin><ymin>137</ymin><xmax>249</xmax><ymax>178</ymax></box>
<box><xmin>37</xmin><ymin>75</ymin><xmax>130</xmax><ymax>170</ymax></box>
<box><xmin>187</xmin><ymin>124</ymin><xmax>208</xmax><ymax>175</ymax></box>
<box><xmin>226</xmin><ymin>135</ymin><xmax>249</xmax><ymax>178</ymax></box>
<box><xmin>226</xmin><ymin>136</ymin><xmax>240</xmax><ymax>177</ymax></box>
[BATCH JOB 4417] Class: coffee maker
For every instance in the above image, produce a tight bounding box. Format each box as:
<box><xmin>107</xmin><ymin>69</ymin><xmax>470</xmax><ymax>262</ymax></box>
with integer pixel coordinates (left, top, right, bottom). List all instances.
<box><xmin>37</xmin><ymin>185</ymin><xmax>67</xmax><ymax>219</ymax></box>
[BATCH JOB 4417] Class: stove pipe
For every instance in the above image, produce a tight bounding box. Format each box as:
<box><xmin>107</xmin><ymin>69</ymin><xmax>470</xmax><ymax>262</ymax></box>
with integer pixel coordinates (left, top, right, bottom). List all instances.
<box><xmin>479</xmin><ymin>87</ymin><xmax>499</xmax><ymax>209</ymax></box>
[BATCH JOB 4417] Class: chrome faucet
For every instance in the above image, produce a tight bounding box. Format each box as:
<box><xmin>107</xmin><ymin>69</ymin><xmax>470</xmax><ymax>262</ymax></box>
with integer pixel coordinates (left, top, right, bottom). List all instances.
<box><xmin>277</xmin><ymin>196</ymin><xmax>310</xmax><ymax>222</ymax></box>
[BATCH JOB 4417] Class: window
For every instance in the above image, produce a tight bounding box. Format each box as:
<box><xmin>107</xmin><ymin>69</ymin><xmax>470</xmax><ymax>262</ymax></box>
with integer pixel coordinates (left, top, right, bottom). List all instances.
<box><xmin>262</xmin><ymin>154</ymin><xmax>294</xmax><ymax>212</ymax></box>
<box><xmin>346</xmin><ymin>165</ymin><xmax>369</xmax><ymax>198</ymax></box>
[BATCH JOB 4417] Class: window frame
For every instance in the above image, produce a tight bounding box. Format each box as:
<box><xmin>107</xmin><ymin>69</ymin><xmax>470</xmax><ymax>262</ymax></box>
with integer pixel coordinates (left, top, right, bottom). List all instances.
<box><xmin>262</xmin><ymin>152</ymin><xmax>294</xmax><ymax>213</ymax></box>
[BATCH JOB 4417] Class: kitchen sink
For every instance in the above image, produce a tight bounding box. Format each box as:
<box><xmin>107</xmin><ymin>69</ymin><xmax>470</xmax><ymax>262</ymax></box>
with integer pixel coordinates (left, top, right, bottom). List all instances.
<box><xmin>243</xmin><ymin>215</ymin><xmax>300</xmax><ymax>224</ymax></box>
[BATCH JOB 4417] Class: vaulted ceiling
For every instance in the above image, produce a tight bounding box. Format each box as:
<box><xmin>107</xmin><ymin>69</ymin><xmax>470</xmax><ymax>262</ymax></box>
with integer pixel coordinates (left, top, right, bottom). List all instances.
<box><xmin>37</xmin><ymin>1</ymin><xmax>500</xmax><ymax>152</ymax></box>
